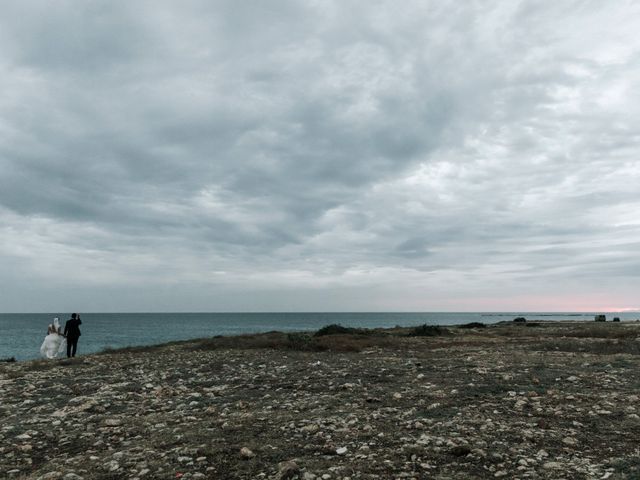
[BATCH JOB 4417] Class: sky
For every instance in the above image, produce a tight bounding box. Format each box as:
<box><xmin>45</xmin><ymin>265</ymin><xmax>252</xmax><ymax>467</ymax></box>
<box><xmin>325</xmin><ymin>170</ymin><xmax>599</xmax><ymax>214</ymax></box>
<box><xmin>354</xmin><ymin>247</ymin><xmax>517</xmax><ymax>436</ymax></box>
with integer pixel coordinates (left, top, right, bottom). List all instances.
<box><xmin>1</xmin><ymin>1</ymin><xmax>639</xmax><ymax>313</ymax></box>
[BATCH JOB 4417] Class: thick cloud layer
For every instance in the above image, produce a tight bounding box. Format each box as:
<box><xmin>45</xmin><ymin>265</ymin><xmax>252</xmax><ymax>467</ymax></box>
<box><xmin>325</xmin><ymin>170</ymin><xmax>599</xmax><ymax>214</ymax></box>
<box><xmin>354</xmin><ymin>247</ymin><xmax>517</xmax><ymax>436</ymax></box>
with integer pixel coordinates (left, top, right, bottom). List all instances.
<box><xmin>1</xmin><ymin>1</ymin><xmax>639</xmax><ymax>312</ymax></box>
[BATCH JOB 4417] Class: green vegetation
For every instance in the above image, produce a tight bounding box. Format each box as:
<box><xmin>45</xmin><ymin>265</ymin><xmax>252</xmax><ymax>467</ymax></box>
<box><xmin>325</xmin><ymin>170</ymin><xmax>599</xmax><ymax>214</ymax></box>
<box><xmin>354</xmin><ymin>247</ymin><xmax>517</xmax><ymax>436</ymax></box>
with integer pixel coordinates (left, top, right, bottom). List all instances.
<box><xmin>458</xmin><ymin>322</ymin><xmax>486</xmax><ymax>329</ymax></box>
<box><xmin>407</xmin><ymin>324</ymin><xmax>448</xmax><ymax>337</ymax></box>
<box><xmin>314</xmin><ymin>324</ymin><xmax>361</xmax><ymax>336</ymax></box>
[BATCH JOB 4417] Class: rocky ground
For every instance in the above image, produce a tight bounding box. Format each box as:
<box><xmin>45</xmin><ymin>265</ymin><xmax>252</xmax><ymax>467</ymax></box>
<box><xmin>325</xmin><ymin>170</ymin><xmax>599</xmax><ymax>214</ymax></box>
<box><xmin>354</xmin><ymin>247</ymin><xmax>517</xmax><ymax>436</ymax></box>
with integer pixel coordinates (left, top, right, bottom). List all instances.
<box><xmin>3</xmin><ymin>321</ymin><xmax>640</xmax><ymax>479</ymax></box>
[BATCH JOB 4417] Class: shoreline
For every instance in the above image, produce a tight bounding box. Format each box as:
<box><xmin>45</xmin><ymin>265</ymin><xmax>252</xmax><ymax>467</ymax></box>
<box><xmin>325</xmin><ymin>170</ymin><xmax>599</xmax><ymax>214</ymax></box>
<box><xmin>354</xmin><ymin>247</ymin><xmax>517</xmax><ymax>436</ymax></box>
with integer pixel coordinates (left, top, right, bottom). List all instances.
<box><xmin>5</xmin><ymin>318</ymin><xmax>640</xmax><ymax>365</ymax></box>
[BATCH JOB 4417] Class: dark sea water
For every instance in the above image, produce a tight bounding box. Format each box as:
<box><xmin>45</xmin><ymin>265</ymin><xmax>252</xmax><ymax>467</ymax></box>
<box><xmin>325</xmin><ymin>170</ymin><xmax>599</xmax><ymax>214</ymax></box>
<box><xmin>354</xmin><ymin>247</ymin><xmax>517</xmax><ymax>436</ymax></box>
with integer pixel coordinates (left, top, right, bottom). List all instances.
<box><xmin>1</xmin><ymin>311</ymin><xmax>638</xmax><ymax>361</ymax></box>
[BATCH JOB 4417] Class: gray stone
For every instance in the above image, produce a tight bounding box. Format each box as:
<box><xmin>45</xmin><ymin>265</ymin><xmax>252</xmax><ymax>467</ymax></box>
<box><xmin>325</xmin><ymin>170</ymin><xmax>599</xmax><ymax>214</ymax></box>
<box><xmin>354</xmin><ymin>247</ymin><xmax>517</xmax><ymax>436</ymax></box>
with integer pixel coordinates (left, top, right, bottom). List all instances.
<box><xmin>277</xmin><ymin>460</ymin><xmax>300</xmax><ymax>480</ymax></box>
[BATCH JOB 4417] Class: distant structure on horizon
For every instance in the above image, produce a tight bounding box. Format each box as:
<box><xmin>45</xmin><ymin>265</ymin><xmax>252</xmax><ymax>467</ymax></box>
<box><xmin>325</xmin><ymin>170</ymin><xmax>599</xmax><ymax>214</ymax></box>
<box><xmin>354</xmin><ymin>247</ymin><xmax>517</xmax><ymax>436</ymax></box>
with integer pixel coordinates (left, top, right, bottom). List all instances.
<box><xmin>595</xmin><ymin>314</ymin><xmax>606</xmax><ymax>322</ymax></box>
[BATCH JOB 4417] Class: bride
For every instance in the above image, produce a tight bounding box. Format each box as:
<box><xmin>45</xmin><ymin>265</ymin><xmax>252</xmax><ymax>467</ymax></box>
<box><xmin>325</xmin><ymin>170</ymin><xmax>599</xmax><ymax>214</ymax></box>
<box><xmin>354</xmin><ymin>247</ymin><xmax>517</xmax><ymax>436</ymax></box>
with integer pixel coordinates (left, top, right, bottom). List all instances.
<box><xmin>40</xmin><ymin>318</ymin><xmax>67</xmax><ymax>359</ymax></box>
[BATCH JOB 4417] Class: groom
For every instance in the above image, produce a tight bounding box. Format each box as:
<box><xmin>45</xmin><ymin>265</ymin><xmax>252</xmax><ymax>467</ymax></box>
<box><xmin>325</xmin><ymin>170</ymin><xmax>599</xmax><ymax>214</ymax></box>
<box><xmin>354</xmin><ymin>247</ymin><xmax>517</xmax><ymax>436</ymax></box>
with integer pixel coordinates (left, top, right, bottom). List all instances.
<box><xmin>64</xmin><ymin>313</ymin><xmax>82</xmax><ymax>358</ymax></box>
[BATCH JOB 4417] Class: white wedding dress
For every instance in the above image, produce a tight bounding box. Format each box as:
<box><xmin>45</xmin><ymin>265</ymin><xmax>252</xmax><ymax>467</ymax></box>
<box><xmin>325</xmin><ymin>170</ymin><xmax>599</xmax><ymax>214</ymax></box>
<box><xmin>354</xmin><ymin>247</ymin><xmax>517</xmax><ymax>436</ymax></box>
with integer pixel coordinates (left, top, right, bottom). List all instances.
<box><xmin>40</xmin><ymin>318</ymin><xmax>67</xmax><ymax>359</ymax></box>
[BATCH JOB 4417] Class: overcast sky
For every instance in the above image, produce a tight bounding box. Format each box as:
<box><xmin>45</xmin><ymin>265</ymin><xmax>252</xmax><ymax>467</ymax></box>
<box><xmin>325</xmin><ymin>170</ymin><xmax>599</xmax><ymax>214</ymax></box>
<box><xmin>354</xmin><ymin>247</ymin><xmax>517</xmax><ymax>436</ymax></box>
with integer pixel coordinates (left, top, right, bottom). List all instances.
<box><xmin>1</xmin><ymin>1</ymin><xmax>639</xmax><ymax>312</ymax></box>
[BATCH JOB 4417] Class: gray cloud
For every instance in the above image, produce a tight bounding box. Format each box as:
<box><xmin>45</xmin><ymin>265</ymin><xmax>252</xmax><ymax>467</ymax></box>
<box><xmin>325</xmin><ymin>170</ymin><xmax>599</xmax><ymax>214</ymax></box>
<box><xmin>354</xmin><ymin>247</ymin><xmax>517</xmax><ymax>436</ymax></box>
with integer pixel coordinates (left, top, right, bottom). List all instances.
<box><xmin>1</xmin><ymin>0</ymin><xmax>639</xmax><ymax>312</ymax></box>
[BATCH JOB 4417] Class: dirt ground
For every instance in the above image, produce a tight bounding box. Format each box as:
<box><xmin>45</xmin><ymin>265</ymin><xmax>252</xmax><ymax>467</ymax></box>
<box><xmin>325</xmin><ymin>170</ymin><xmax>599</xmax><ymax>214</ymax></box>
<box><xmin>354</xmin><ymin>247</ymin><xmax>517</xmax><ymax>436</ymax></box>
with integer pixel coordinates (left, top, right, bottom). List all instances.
<box><xmin>3</xmin><ymin>321</ymin><xmax>640</xmax><ymax>479</ymax></box>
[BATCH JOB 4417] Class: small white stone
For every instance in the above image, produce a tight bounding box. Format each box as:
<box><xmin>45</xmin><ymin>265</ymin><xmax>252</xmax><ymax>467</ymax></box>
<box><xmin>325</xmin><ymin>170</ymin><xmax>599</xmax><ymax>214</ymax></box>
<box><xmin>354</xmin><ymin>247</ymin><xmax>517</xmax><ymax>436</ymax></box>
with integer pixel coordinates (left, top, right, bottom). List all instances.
<box><xmin>240</xmin><ymin>447</ymin><xmax>255</xmax><ymax>459</ymax></box>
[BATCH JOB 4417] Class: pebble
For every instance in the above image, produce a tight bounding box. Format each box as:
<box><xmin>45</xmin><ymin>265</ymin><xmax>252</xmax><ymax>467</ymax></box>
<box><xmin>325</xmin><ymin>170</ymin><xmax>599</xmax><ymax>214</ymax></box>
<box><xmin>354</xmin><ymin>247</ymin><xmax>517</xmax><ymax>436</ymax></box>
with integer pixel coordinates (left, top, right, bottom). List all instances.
<box><xmin>240</xmin><ymin>447</ymin><xmax>255</xmax><ymax>459</ymax></box>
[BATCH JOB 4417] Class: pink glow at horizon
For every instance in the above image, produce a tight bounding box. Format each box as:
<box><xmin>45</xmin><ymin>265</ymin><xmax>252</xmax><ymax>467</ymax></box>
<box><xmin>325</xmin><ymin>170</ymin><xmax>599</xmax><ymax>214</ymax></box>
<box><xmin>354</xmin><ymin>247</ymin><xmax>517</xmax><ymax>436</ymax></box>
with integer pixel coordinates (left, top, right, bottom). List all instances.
<box><xmin>601</xmin><ymin>307</ymin><xmax>640</xmax><ymax>313</ymax></box>
<box><xmin>441</xmin><ymin>293</ymin><xmax>640</xmax><ymax>313</ymax></box>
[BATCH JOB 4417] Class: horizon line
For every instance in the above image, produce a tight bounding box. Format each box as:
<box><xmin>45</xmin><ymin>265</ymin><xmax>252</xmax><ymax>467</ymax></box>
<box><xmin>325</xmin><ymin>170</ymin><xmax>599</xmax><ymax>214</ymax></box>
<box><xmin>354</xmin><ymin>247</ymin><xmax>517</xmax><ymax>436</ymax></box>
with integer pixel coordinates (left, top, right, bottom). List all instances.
<box><xmin>1</xmin><ymin>310</ymin><xmax>638</xmax><ymax>315</ymax></box>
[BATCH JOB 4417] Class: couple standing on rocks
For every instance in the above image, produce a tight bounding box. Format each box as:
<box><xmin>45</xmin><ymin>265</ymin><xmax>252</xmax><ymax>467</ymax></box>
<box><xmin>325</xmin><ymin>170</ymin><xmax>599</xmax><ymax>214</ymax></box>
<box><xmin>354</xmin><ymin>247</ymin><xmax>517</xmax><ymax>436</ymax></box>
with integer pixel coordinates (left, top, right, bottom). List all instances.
<box><xmin>40</xmin><ymin>313</ymin><xmax>82</xmax><ymax>359</ymax></box>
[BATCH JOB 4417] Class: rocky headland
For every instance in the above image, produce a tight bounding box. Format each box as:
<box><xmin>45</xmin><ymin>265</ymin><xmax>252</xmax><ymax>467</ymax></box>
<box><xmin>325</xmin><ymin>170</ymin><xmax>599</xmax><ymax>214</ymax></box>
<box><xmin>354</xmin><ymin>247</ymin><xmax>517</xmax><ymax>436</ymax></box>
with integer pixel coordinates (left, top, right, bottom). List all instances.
<box><xmin>2</xmin><ymin>321</ymin><xmax>640</xmax><ymax>479</ymax></box>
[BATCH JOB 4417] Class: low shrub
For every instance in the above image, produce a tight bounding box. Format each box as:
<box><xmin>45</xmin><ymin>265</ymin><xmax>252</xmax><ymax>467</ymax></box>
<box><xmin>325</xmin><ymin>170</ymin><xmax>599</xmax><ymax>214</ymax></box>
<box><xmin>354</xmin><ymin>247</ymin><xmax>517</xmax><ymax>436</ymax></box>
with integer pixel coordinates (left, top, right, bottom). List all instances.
<box><xmin>286</xmin><ymin>332</ymin><xmax>315</xmax><ymax>350</ymax></box>
<box><xmin>407</xmin><ymin>324</ymin><xmax>448</xmax><ymax>337</ymax></box>
<box><xmin>315</xmin><ymin>324</ymin><xmax>359</xmax><ymax>336</ymax></box>
<box><xmin>458</xmin><ymin>322</ymin><xmax>486</xmax><ymax>329</ymax></box>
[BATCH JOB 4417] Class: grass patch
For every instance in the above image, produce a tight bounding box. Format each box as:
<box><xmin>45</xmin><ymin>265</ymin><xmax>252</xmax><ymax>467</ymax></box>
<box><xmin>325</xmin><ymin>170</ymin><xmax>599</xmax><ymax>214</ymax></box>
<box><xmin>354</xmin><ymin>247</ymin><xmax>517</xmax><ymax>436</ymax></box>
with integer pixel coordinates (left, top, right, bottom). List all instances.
<box><xmin>562</xmin><ymin>324</ymin><xmax>637</xmax><ymax>339</ymax></box>
<box><xmin>193</xmin><ymin>332</ymin><xmax>319</xmax><ymax>351</ymax></box>
<box><xmin>97</xmin><ymin>338</ymin><xmax>194</xmax><ymax>356</ymax></box>
<box><xmin>537</xmin><ymin>338</ymin><xmax>640</xmax><ymax>356</ymax></box>
<box><xmin>316</xmin><ymin>334</ymin><xmax>396</xmax><ymax>352</ymax></box>
<box><xmin>192</xmin><ymin>331</ymin><xmax>396</xmax><ymax>353</ymax></box>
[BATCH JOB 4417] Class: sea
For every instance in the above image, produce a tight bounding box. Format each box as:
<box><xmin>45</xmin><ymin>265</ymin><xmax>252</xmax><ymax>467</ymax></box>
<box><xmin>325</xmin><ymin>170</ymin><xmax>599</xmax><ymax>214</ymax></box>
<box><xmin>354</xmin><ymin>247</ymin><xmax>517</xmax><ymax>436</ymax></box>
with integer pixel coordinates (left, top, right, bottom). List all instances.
<box><xmin>1</xmin><ymin>311</ymin><xmax>639</xmax><ymax>362</ymax></box>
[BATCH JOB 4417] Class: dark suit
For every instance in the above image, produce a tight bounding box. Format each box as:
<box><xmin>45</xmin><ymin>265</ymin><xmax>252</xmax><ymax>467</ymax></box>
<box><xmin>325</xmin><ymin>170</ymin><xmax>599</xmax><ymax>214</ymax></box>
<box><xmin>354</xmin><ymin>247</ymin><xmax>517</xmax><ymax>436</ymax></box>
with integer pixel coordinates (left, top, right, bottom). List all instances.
<box><xmin>64</xmin><ymin>317</ymin><xmax>82</xmax><ymax>357</ymax></box>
